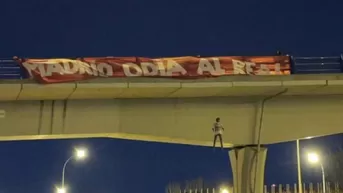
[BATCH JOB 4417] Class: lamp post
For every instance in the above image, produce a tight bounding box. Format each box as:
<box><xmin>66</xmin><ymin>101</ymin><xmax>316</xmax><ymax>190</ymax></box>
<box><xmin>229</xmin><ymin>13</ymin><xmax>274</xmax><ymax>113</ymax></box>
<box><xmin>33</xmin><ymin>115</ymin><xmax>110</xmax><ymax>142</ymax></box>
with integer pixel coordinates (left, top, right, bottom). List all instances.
<box><xmin>307</xmin><ymin>152</ymin><xmax>326</xmax><ymax>193</ymax></box>
<box><xmin>296</xmin><ymin>139</ymin><xmax>303</xmax><ymax>193</ymax></box>
<box><xmin>296</xmin><ymin>137</ymin><xmax>313</xmax><ymax>193</ymax></box>
<box><xmin>57</xmin><ymin>148</ymin><xmax>88</xmax><ymax>193</ymax></box>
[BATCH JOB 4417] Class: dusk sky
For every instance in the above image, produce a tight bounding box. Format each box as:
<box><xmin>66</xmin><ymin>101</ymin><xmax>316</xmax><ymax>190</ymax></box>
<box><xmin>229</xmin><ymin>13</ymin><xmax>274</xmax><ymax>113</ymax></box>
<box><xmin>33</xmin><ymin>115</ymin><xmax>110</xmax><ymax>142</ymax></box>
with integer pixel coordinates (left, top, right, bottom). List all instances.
<box><xmin>0</xmin><ymin>0</ymin><xmax>343</xmax><ymax>192</ymax></box>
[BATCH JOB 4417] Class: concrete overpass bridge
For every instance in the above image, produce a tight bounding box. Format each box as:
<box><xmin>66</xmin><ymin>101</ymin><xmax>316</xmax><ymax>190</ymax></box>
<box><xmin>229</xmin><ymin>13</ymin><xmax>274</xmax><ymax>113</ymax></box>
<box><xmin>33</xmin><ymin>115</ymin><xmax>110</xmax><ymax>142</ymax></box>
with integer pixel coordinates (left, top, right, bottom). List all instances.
<box><xmin>1</xmin><ymin>55</ymin><xmax>343</xmax><ymax>193</ymax></box>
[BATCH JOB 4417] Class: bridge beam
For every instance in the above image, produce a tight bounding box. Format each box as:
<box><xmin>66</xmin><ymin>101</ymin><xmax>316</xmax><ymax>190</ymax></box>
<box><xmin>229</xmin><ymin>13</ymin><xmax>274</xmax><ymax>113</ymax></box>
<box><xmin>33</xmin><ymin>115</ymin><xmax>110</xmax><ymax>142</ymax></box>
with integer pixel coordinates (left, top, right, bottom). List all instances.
<box><xmin>229</xmin><ymin>145</ymin><xmax>267</xmax><ymax>193</ymax></box>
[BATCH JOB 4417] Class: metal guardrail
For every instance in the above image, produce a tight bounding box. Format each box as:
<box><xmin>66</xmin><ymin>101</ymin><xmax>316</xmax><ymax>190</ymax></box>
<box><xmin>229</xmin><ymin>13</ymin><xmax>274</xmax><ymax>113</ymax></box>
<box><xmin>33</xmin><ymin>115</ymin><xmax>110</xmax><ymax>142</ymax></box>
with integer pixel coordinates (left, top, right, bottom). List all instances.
<box><xmin>291</xmin><ymin>55</ymin><xmax>343</xmax><ymax>74</ymax></box>
<box><xmin>0</xmin><ymin>58</ymin><xmax>25</xmax><ymax>79</ymax></box>
<box><xmin>0</xmin><ymin>55</ymin><xmax>343</xmax><ymax>80</ymax></box>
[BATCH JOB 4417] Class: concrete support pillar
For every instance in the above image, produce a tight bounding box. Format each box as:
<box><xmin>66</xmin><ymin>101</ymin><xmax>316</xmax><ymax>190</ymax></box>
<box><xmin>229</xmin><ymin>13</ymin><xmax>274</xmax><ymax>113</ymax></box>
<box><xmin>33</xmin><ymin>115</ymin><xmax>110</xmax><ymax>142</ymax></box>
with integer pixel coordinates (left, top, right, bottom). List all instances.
<box><xmin>229</xmin><ymin>145</ymin><xmax>267</xmax><ymax>193</ymax></box>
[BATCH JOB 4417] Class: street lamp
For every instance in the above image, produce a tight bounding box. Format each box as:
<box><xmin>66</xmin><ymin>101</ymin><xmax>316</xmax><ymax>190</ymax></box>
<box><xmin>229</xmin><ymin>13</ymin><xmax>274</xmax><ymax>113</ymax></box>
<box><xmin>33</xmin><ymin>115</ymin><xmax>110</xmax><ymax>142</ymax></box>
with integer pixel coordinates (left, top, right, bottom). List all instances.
<box><xmin>307</xmin><ymin>152</ymin><xmax>326</xmax><ymax>193</ymax></box>
<box><xmin>56</xmin><ymin>148</ymin><xmax>88</xmax><ymax>193</ymax></box>
<box><xmin>220</xmin><ymin>188</ymin><xmax>229</xmax><ymax>193</ymax></box>
<box><xmin>219</xmin><ymin>185</ymin><xmax>230</xmax><ymax>193</ymax></box>
<box><xmin>56</xmin><ymin>187</ymin><xmax>66</xmax><ymax>193</ymax></box>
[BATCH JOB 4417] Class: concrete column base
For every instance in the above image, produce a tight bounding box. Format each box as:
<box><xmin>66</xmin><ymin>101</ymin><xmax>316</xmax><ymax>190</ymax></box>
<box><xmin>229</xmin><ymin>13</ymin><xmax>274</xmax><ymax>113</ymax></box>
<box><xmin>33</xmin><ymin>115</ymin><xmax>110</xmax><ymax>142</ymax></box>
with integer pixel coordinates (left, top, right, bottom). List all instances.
<box><xmin>229</xmin><ymin>145</ymin><xmax>267</xmax><ymax>193</ymax></box>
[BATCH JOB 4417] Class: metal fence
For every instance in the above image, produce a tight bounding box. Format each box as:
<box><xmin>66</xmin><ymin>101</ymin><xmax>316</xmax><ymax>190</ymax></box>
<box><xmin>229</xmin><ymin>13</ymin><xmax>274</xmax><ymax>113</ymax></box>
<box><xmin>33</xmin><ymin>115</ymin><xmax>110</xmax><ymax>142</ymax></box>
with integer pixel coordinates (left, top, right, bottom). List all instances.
<box><xmin>291</xmin><ymin>56</ymin><xmax>343</xmax><ymax>74</ymax></box>
<box><xmin>264</xmin><ymin>182</ymin><xmax>340</xmax><ymax>193</ymax></box>
<box><xmin>171</xmin><ymin>182</ymin><xmax>341</xmax><ymax>193</ymax></box>
<box><xmin>0</xmin><ymin>58</ymin><xmax>25</xmax><ymax>79</ymax></box>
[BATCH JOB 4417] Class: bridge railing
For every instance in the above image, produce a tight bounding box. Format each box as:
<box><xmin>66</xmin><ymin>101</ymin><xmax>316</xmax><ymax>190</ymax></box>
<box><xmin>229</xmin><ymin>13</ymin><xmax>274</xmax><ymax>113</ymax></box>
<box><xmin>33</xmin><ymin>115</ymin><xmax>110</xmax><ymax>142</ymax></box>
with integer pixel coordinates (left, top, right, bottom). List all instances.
<box><xmin>291</xmin><ymin>55</ymin><xmax>343</xmax><ymax>74</ymax></box>
<box><xmin>0</xmin><ymin>58</ymin><xmax>26</xmax><ymax>79</ymax></box>
<box><xmin>1</xmin><ymin>55</ymin><xmax>343</xmax><ymax>80</ymax></box>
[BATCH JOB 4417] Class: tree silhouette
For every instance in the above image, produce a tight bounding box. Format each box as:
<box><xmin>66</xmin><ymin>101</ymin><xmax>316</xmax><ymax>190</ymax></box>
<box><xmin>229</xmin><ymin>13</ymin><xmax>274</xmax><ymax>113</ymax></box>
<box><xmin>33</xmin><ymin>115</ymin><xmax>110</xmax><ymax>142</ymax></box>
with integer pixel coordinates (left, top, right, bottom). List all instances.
<box><xmin>324</xmin><ymin>149</ymin><xmax>343</xmax><ymax>190</ymax></box>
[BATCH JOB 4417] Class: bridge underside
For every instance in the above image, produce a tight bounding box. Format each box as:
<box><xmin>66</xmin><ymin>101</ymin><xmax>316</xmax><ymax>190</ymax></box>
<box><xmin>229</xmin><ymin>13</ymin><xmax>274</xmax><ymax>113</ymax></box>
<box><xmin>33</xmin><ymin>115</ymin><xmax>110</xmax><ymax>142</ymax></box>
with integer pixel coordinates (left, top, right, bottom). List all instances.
<box><xmin>0</xmin><ymin>95</ymin><xmax>342</xmax><ymax>146</ymax></box>
<box><xmin>1</xmin><ymin>76</ymin><xmax>343</xmax><ymax>193</ymax></box>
